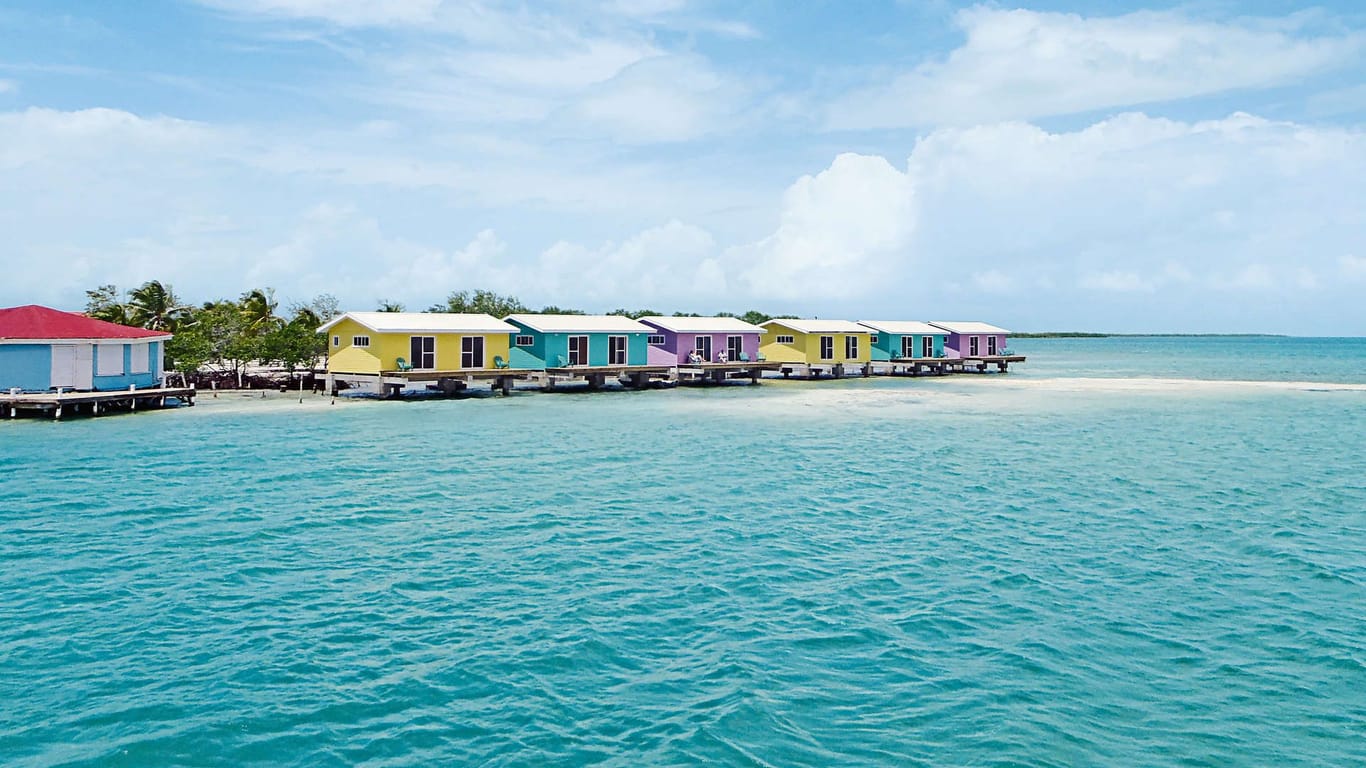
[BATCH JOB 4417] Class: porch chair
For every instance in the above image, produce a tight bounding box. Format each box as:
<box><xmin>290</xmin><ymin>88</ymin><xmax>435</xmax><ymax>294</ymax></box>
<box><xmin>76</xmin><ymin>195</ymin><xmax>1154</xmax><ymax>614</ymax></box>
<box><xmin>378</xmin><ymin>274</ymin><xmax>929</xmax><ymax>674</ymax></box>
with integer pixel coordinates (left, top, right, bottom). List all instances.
<box><xmin>395</xmin><ymin>356</ymin><xmax>413</xmax><ymax>372</ymax></box>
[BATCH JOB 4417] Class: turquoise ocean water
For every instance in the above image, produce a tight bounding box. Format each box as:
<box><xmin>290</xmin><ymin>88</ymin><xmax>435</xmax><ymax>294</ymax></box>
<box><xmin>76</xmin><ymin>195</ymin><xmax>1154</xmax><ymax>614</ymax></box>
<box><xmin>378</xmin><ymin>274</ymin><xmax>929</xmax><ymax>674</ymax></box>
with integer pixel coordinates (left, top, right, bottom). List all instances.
<box><xmin>3</xmin><ymin>338</ymin><xmax>1365</xmax><ymax>766</ymax></box>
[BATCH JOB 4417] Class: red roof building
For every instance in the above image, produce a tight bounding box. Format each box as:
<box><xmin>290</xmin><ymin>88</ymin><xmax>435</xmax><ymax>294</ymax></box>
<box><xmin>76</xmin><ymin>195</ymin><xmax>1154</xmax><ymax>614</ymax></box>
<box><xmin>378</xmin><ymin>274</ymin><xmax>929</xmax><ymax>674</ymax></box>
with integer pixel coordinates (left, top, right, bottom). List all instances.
<box><xmin>0</xmin><ymin>305</ymin><xmax>171</xmax><ymax>342</ymax></box>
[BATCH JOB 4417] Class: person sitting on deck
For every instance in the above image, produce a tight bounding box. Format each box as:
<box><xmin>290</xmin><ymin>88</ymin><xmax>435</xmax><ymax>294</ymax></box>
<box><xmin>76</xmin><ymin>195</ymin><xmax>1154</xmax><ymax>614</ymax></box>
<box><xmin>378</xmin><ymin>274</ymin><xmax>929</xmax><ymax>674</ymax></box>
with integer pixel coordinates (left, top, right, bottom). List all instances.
<box><xmin>687</xmin><ymin>350</ymin><xmax>702</xmax><ymax>364</ymax></box>
<box><xmin>715</xmin><ymin>350</ymin><xmax>729</xmax><ymax>364</ymax></box>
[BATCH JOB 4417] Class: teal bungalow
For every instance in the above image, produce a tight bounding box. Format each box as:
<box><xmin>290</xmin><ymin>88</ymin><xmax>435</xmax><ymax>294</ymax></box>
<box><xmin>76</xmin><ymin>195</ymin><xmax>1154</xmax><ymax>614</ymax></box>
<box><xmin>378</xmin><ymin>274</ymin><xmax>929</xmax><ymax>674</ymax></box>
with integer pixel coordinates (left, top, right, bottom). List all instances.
<box><xmin>857</xmin><ymin>321</ymin><xmax>947</xmax><ymax>360</ymax></box>
<box><xmin>504</xmin><ymin>314</ymin><xmax>653</xmax><ymax>369</ymax></box>
<box><xmin>0</xmin><ymin>304</ymin><xmax>170</xmax><ymax>392</ymax></box>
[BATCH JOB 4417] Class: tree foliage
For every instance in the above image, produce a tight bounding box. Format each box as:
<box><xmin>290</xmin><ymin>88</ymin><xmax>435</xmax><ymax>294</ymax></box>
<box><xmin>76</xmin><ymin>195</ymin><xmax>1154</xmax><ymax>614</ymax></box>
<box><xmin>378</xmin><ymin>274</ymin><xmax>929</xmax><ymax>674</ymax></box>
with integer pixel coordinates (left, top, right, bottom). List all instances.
<box><xmin>427</xmin><ymin>289</ymin><xmax>528</xmax><ymax>317</ymax></box>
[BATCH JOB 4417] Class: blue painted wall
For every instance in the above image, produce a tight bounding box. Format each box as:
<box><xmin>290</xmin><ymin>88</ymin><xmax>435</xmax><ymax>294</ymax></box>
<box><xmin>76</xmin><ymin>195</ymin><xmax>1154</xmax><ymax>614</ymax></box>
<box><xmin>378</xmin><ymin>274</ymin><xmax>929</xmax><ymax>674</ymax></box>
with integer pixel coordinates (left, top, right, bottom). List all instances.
<box><xmin>0</xmin><ymin>345</ymin><xmax>53</xmax><ymax>391</ymax></box>
<box><xmin>1</xmin><ymin>341</ymin><xmax>162</xmax><ymax>392</ymax></box>
<box><xmin>92</xmin><ymin>341</ymin><xmax>161</xmax><ymax>390</ymax></box>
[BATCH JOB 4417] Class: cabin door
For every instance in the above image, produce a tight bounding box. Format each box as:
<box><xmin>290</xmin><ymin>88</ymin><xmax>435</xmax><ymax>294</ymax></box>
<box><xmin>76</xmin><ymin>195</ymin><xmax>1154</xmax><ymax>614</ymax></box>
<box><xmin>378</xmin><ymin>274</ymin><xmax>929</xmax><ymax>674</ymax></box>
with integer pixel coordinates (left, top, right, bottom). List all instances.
<box><xmin>608</xmin><ymin>335</ymin><xmax>627</xmax><ymax>365</ymax></box>
<box><xmin>50</xmin><ymin>344</ymin><xmax>94</xmax><ymax>390</ymax></box>
<box><xmin>987</xmin><ymin>336</ymin><xmax>998</xmax><ymax>355</ymax></box>
<box><xmin>968</xmin><ymin>336</ymin><xmax>980</xmax><ymax>356</ymax></box>
<box><xmin>694</xmin><ymin>336</ymin><xmax>712</xmax><ymax>362</ymax></box>
<box><xmin>922</xmin><ymin>335</ymin><xmax>934</xmax><ymax>358</ymax></box>
<box><xmin>568</xmin><ymin>335</ymin><xmax>589</xmax><ymax>366</ymax></box>
<box><xmin>902</xmin><ymin>336</ymin><xmax>916</xmax><ymax>358</ymax></box>
<box><xmin>726</xmin><ymin>335</ymin><xmax>743</xmax><ymax>361</ymax></box>
<box><xmin>461</xmin><ymin>336</ymin><xmax>484</xmax><ymax>368</ymax></box>
<box><xmin>410</xmin><ymin>336</ymin><xmax>436</xmax><ymax>369</ymax></box>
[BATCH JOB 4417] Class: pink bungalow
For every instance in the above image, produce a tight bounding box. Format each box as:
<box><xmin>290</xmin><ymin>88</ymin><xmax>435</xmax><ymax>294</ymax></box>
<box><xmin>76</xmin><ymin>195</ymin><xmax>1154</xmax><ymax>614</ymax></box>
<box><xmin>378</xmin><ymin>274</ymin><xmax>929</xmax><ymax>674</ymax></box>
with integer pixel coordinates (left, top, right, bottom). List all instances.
<box><xmin>928</xmin><ymin>321</ymin><xmax>1010</xmax><ymax>358</ymax></box>
<box><xmin>638</xmin><ymin>316</ymin><xmax>766</xmax><ymax>365</ymax></box>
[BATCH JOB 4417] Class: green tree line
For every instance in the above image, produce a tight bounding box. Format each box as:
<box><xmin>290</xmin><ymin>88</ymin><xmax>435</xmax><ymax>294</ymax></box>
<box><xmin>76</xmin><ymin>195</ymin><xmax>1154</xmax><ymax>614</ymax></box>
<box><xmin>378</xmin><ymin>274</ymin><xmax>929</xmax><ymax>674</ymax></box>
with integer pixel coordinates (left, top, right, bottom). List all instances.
<box><xmin>85</xmin><ymin>282</ymin><xmax>797</xmax><ymax>375</ymax></box>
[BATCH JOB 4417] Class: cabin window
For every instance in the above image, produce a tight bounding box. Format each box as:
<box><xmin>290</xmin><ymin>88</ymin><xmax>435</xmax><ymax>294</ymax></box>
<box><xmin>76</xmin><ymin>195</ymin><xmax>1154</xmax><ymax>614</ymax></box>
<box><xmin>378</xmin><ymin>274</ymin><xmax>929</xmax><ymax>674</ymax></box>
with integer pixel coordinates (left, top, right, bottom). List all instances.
<box><xmin>869</xmin><ymin>335</ymin><xmax>879</xmax><ymax>344</ymax></box>
<box><xmin>609</xmin><ymin>335</ymin><xmax>628</xmax><ymax>365</ymax></box>
<box><xmin>353</xmin><ymin>335</ymin><xmax>370</xmax><ymax>348</ymax></box>
<box><xmin>333</xmin><ymin>335</ymin><xmax>340</xmax><ymax>347</ymax></box>
<box><xmin>819</xmin><ymin>336</ymin><xmax>834</xmax><ymax>360</ymax></box>
<box><xmin>97</xmin><ymin>344</ymin><xmax>125</xmax><ymax>376</ymax></box>
<box><xmin>726</xmin><ymin>335</ymin><xmax>743</xmax><ymax>361</ymax></box>
<box><xmin>988</xmin><ymin>336</ymin><xmax>998</xmax><ymax>355</ymax></box>
<box><xmin>845</xmin><ymin>335</ymin><xmax>859</xmax><ymax>359</ymax></box>
<box><xmin>647</xmin><ymin>335</ymin><xmax>665</xmax><ymax>345</ymax></box>
<box><xmin>461</xmin><ymin>336</ymin><xmax>485</xmax><ymax>368</ymax></box>
<box><xmin>410</xmin><ymin>336</ymin><xmax>435</xmax><ymax>369</ymax></box>
<box><xmin>694</xmin><ymin>336</ymin><xmax>713</xmax><ymax>361</ymax></box>
<box><xmin>922</xmin><ymin>335</ymin><xmax>934</xmax><ymax>358</ymax></box>
<box><xmin>130</xmin><ymin>343</ymin><xmax>150</xmax><ymax>374</ymax></box>
<box><xmin>776</xmin><ymin>335</ymin><xmax>795</xmax><ymax>344</ymax></box>
<box><xmin>515</xmin><ymin>335</ymin><xmax>534</xmax><ymax>346</ymax></box>
<box><xmin>969</xmin><ymin>336</ymin><xmax>980</xmax><ymax>356</ymax></box>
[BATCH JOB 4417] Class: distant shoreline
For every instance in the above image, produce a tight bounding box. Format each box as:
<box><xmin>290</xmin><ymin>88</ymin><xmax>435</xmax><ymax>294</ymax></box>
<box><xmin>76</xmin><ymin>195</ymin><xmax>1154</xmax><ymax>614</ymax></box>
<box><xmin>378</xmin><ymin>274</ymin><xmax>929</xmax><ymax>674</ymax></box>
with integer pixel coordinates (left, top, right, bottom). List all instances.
<box><xmin>1013</xmin><ymin>332</ymin><xmax>1289</xmax><ymax>338</ymax></box>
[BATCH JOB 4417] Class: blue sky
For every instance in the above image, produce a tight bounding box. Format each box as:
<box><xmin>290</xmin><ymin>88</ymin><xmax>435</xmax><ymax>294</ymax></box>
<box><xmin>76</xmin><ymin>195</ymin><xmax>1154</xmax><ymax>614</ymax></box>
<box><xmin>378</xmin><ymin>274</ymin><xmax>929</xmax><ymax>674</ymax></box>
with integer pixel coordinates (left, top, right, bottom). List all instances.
<box><xmin>2</xmin><ymin>1</ymin><xmax>1364</xmax><ymax>333</ymax></box>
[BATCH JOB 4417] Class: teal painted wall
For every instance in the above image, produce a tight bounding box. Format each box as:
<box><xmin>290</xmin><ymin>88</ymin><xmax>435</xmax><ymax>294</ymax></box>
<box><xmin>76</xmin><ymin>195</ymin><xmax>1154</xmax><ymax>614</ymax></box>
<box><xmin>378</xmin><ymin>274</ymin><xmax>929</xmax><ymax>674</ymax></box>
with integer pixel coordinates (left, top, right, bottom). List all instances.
<box><xmin>0</xmin><ymin>345</ymin><xmax>53</xmax><ymax>391</ymax></box>
<box><xmin>869</xmin><ymin>333</ymin><xmax>946</xmax><ymax>360</ymax></box>
<box><xmin>505</xmin><ymin>320</ymin><xmax>649</xmax><ymax>367</ymax></box>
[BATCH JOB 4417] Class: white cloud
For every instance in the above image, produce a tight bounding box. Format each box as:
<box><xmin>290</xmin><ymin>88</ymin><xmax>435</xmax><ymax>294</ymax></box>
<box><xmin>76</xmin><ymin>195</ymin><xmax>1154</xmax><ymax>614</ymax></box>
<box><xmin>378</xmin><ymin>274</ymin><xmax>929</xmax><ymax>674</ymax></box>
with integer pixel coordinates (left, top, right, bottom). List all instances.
<box><xmin>1081</xmin><ymin>270</ymin><xmax>1154</xmax><ymax>293</ymax></box>
<box><xmin>827</xmin><ymin>7</ymin><xmax>1361</xmax><ymax>129</ymax></box>
<box><xmin>194</xmin><ymin>0</ymin><xmax>441</xmax><ymax>27</ymax></box>
<box><xmin>733</xmin><ymin>153</ymin><xmax>916</xmax><ymax>300</ymax></box>
<box><xmin>1340</xmin><ymin>255</ymin><xmax>1366</xmax><ymax>281</ymax></box>
<box><xmin>972</xmin><ymin>270</ymin><xmax>1015</xmax><ymax>294</ymax></box>
<box><xmin>4</xmin><ymin>103</ymin><xmax>1365</xmax><ymax>333</ymax></box>
<box><xmin>564</xmin><ymin>54</ymin><xmax>747</xmax><ymax>143</ymax></box>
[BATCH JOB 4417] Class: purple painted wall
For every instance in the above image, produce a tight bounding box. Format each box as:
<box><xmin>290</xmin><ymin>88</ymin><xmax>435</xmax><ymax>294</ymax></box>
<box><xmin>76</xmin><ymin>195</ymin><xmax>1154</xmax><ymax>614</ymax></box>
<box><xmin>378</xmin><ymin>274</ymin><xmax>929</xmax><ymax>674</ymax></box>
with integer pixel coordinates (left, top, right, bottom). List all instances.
<box><xmin>943</xmin><ymin>333</ymin><xmax>1009</xmax><ymax>358</ymax></box>
<box><xmin>640</xmin><ymin>322</ymin><xmax>762</xmax><ymax>364</ymax></box>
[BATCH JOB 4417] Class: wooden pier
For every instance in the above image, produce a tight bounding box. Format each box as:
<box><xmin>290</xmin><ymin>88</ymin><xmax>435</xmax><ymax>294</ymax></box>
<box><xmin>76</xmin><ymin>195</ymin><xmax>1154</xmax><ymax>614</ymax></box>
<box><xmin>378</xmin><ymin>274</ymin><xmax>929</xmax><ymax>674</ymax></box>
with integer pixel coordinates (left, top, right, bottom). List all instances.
<box><xmin>330</xmin><ymin>368</ymin><xmax>530</xmax><ymax>397</ymax></box>
<box><xmin>1</xmin><ymin>386</ymin><xmax>196</xmax><ymax>419</ymax></box>
<box><xmin>541</xmin><ymin>364</ymin><xmax>675</xmax><ymax>390</ymax></box>
<box><xmin>675</xmin><ymin>361</ymin><xmax>780</xmax><ymax>385</ymax></box>
<box><xmin>774</xmin><ymin>355</ymin><xmax>1026</xmax><ymax>380</ymax></box>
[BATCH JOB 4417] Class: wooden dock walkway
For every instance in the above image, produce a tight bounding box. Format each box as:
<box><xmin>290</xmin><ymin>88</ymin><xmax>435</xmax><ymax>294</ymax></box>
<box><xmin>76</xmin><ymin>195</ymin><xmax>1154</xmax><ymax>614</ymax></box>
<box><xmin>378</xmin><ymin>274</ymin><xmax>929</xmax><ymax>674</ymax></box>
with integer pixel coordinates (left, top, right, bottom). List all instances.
<box><xmin>541</xmin><ymin>364</ymin><xmax>675</xmax><ymax>390</ymax></box>
<box><xmin>1</xmin><ymin>386</ymin><xmax>196</xmax><ymax>419</ymax></box>
<box><xmin>675</xmin><ymin>361</ymin><xmax>781</xmax><ymax>385</ymax></box>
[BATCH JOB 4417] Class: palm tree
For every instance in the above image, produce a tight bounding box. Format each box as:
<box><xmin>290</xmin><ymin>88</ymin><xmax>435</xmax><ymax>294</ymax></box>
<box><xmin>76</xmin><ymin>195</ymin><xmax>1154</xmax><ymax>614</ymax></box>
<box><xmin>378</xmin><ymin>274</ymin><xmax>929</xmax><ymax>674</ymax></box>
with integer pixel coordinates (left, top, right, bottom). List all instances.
<box><xmin>239</xmin><ymin>288</ymin><xmax>283</xmax><ymax>332</ymax></box>
<box><xmin>376</xmin><ymin>300</ymin><xmax>406</xmax><ymax>312</ymax></box>
<box><xmin>126</xmin><ymin>281</ymin><xmax>189</xmax><ymax>331</ymax></box>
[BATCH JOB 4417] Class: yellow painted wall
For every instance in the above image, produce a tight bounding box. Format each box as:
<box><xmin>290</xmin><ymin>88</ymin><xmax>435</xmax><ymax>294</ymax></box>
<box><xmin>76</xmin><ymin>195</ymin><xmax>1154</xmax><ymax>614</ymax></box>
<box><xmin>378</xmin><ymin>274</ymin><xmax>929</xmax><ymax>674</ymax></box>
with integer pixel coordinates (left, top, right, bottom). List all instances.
<box><xmin>760</xmin><ymin>324</ymin><xmax>872</xmax><ymax>365</ymax></box>
<box><xmin>325</xmin><ymin>318</ymin><xmax>513</xmax><ymax>373</ymax></box>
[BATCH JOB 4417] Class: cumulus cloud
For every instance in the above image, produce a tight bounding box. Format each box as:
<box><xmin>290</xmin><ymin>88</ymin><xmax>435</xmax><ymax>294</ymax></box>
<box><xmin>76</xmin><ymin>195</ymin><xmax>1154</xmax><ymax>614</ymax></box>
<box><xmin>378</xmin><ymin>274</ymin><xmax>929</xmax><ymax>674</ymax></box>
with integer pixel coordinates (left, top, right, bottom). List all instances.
<box><xmin>732</xmin><ymin>153</ymin><xmax>916</xmax><ymax>300</ymax></box>
<box><xmin>827</xmin><ymin>7</ymin><xmax>1361</xmax><ymax>129</ymax></box>
<box><xmin>1340</xmin><ymin>255</ymin><xmax>1366</xmax><ymax>280</ymax></box>
<box><xmin>563</xmin><ymin>54</ymin><xmax>748</xmax><ymax>143</ymax></box>
<box><xmin>4</xmin><ymin>103</ymin><xmax>1365</xmax><ymax>333</ymax></box>
<box><xmin>193</xmin><ymin>0</ymin><xmax>441</xmax><ymax>27</ymax></box>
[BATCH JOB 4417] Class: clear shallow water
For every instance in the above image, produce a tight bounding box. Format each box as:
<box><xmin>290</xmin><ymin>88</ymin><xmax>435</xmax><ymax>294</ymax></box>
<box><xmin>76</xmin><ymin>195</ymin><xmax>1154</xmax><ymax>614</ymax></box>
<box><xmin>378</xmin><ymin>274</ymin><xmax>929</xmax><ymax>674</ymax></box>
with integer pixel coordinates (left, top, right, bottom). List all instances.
<box><xmin>3</xmin><ymin>339</ymin><xmax>1366</xmax><ymax>766</ymax></box>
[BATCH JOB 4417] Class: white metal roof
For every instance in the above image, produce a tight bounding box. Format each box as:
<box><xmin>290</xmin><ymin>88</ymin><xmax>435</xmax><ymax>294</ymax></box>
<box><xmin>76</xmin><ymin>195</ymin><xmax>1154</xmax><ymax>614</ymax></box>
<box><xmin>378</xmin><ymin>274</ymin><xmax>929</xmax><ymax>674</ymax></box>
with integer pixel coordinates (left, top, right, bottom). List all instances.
<box><xmin>762</xmin><ymin>318</ymin><xmax>868</xmax><ymax>334</ymax></box>
<box><xmin>857</xmin><ymin>321</ymin><xmax>947</xmax><ymax>336</ymax></box>
<box><xmin>504</xmin><ymin>314</ymin><xmax>652</xmax><ymax>333</ymax></box>
<box><xmin>928</xmin><ymin>321</ymin><xmax>1010</xmax><ymax>334</ymax></box>
<box><xmin>318</xmin><ymin>311</ymin><xmax>517</xmax><ymax>334</ymax></box>
<box><xmin>639</xmin><ymin>316</ymin><xmax>766</xmax><ymax>334</ymax></box>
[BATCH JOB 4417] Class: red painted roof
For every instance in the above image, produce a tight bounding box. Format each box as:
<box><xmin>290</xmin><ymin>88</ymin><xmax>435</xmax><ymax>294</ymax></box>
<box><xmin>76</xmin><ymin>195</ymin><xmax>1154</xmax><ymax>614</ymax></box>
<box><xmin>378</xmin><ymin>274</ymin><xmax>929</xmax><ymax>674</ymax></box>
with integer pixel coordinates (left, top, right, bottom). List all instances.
<box><xmin>0</xmin><ymin>305</ymin><xmax>171</xmax><ymax>341</ymax></box>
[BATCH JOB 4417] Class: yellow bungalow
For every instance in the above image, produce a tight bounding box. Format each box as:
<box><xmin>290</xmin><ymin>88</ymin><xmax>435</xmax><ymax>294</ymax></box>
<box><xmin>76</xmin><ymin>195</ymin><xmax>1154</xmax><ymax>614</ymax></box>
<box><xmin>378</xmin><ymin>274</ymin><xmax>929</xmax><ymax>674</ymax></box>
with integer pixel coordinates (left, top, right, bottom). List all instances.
<box><xmin>759</xmin><ymin>318</ymin><xmax>872</xmax><ymax>373</ymax></box>
<box><xmin>319</xmin><ymin>311</ymin><xmax>516</xmax><ymax>378</ymax></box>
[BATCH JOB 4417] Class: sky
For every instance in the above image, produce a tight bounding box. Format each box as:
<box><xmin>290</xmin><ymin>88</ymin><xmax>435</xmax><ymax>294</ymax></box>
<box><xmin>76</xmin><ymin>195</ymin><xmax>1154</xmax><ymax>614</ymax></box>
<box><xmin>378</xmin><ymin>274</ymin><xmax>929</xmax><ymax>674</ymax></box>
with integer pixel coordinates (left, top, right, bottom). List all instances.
<box><xmin>2</xmin><ymin>0</ymin><xmax>1364</xmax><ymax>333</ymax></box>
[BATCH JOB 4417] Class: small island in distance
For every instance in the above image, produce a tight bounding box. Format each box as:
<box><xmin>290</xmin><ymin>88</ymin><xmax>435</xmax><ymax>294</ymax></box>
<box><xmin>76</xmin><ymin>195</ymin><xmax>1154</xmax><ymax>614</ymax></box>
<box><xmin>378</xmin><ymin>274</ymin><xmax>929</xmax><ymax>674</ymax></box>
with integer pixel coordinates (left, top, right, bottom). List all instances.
<box><xmin>1014</xmin><ymin>332</ymin><xmax>1288</xmax><ymax>338</ymax></box>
